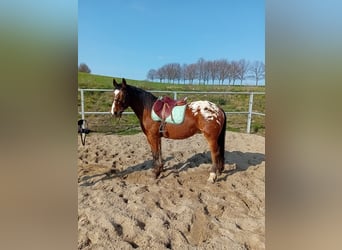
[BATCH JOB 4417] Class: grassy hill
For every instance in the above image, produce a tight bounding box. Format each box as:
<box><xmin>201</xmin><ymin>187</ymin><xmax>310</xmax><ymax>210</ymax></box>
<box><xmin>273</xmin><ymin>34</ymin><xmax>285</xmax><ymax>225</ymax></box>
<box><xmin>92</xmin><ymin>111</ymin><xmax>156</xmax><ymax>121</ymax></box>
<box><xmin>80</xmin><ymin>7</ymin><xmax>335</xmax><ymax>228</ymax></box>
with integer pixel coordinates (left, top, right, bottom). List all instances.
<box><xmin>78</xmin><ymin>72</ymin><xmax>265</xmax><ymax>136</ymax></box>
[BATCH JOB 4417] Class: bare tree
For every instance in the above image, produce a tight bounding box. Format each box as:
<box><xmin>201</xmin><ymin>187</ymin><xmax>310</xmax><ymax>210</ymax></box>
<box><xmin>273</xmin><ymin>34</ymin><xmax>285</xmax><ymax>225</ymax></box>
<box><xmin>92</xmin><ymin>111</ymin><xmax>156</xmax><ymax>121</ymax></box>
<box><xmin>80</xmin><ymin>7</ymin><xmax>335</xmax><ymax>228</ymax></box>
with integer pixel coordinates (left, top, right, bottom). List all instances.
<box><xmin>196</xmin><ymin>58</ymin><xmax>206</xmax><ymax>84</ymax></box>
<box><xmin>184</xmin><ymin>63</ymin><xmax>197</xmax><ymax>84</ymax></box>
<box><xmin>163</xmin><ymin>64</ymin><xmax>171</xmax><ymax>83</ymax></box>
<box><xmin>147</xmin><ymin>69</ymin><xmax>157</xmax><ymax>81</ymax></box>
<box><xmin>217</xmin><ymin>59</ymin><xmax>230</xmax><ymax>84</ymax></box>
<box><xmin>160</xmin><ymin>63</ymin><xmax>180</xmax><ymax>83</ymax></box>
<box><xmin>181</xmin><ymin>64</ymin><xmax>187</xmax><ymax>84</ymax></box>
<box><xmin>237</xmin><ymin>59</ymin><xmax>250</xmax><ymax>85</ymax></box>
<box><xmin>208</xmin><ymin>60</ymin><xmax>220</xmax><ymax>84</ymax></box>
<box><xmin>249</xmin><ymin>61</ymin><xmax>265</xmax><ymax>86</ymax></box>
<box><xmin>156</xmin><ymin>67</ymin><xmax>166</xmax><ymax>82</ymax></box>
<box><xmin>169</xmin><ymin>63</ymin><xmax>181</xmax><ymax>84</ymax></box>
<box><xmin>78</xmin><ymin>63</ymin><xmax>91</xmax><ymax>73</ymax></box>
<box><xmin>230</xmin><ymin>60</ymin><xmax>240</xmax><ymax>85</ymax></box>
<box><xmin>174</xmin><ymin>63</ymin><xmax>182</xmax><ymax>84</ymax></box>
<box><xmin>203</xmin><ymin>61</ymin><xmax>211</xmax><ymax>84</ymax></box>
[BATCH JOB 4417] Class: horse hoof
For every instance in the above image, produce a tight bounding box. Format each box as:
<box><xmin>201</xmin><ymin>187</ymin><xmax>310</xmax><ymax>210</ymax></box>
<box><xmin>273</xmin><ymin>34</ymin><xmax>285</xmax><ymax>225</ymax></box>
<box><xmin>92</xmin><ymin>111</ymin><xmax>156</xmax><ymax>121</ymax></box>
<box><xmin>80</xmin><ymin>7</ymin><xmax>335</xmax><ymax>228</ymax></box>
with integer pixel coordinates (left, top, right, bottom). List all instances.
<box><xmin>207</xmin><ymin>172</ymin><xmax>217</xmax><ymax>183</ymax></box>
<box><xmin>153</xmin><ymin>170</ymin><xmax>161</xmax><ymax>179</ymax></box>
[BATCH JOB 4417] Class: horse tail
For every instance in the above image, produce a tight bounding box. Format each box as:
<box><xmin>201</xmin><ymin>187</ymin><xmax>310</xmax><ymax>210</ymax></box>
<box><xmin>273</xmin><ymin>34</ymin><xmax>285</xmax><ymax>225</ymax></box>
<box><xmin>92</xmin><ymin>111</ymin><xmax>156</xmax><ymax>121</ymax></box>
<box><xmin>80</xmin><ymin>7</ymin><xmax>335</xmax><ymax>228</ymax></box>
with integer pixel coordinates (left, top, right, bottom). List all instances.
<box><xmin>218</xmin><ymin>109</ymin><xmax>226</xmax><ymax>173</ymax></box>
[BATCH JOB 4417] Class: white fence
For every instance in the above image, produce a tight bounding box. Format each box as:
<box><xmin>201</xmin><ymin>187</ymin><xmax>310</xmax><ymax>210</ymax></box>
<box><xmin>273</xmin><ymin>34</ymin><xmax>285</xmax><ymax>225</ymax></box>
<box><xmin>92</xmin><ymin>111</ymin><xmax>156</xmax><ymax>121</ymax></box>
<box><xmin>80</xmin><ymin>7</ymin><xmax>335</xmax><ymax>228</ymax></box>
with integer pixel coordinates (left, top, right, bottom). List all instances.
<box><xmin>78</xmin><ymin>89</ymin><xmax>265</xmax><ymax>134</ymax></box>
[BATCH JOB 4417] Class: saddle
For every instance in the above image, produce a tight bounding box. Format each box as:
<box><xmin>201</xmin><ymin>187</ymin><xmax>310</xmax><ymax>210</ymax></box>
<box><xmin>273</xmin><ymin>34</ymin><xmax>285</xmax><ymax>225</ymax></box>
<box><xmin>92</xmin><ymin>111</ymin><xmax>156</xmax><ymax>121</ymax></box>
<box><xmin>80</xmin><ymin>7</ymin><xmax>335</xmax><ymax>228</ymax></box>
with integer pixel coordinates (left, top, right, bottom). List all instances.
<box><xmin>152</xmin><ymin>96</ymin><xmax>187</xmax><ymax>120</ymax></box>
<box><xmin>152</xmin><ymin>96</ymin><xmax>187</xmax><ymax>135</ymax></box>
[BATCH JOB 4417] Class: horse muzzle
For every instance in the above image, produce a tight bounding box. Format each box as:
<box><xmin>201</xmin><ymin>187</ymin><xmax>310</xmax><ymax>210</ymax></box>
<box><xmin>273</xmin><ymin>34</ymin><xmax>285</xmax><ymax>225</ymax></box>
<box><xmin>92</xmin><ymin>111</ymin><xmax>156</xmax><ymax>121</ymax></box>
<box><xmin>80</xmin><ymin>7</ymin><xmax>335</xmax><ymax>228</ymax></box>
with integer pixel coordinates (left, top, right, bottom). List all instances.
<box><xmin>113</xmin><ymin>111</ymin><xmax>123</xmax><ymax>118</ymax></box>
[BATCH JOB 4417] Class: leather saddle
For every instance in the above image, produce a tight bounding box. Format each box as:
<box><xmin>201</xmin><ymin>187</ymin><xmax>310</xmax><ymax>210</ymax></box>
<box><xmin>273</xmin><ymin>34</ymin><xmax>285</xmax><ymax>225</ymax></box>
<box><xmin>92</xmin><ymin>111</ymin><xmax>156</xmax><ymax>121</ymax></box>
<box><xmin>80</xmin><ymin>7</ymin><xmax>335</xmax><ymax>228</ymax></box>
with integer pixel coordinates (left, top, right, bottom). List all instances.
<box><xmin>152</xmin><ymin>96</ymin><xmax>187</xmax><ymax>121</ymax></box>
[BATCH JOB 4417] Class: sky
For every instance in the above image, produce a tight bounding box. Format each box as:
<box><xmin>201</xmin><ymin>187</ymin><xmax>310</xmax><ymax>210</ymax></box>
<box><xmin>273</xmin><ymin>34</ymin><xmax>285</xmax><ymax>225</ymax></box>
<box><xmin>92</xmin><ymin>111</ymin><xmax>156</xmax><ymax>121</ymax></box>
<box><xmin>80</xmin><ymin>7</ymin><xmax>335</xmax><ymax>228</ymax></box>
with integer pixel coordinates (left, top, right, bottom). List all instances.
<box><xmin>78</xmin><ymin>0</ymin><xmax>265</xmax><ymax>82</ymax></box>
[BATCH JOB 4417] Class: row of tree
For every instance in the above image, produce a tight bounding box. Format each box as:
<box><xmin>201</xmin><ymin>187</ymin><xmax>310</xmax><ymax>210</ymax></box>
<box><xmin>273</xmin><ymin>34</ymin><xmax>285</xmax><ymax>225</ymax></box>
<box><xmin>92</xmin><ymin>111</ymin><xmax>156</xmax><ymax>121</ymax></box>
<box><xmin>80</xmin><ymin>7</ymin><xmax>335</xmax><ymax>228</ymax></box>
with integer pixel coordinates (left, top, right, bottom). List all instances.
<box><xmin>147</xmin><ymin>58</ymin><xmax>265</xmax><ymax>85</ymax></box>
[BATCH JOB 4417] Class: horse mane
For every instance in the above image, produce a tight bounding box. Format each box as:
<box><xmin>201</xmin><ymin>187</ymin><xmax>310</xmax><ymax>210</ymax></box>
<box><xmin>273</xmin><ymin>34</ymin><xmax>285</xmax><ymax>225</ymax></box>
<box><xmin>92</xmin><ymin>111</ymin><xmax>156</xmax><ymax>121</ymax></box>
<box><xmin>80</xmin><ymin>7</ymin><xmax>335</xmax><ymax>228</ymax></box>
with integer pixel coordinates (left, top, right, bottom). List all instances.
<box><xmin>127</xmin><ymin>84</ymin><xmax>157</xmax><ymax>111</ymax></box>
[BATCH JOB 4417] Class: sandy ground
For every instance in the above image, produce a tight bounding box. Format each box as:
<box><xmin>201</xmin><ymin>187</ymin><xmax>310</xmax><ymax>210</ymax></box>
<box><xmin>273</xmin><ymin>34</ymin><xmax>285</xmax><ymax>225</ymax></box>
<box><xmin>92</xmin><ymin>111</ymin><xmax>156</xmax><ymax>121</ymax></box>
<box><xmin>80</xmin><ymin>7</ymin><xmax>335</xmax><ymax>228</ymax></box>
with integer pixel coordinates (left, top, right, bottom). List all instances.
<box><xmin>78</xmin><ymin>131</ymin><xmax>265</xmax><ymax>250</ymax></box>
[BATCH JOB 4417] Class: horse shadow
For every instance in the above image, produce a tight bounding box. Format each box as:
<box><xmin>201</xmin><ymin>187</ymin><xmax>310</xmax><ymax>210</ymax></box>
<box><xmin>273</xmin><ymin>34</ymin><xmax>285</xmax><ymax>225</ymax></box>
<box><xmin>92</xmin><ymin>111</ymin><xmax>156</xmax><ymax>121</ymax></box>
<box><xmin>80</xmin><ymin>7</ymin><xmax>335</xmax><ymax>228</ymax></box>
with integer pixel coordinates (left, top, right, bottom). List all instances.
<box><xmin>79</xmin><ymin>151</ymin><xmax>264</xmax><ymax>186</ymax></box>
<box><xmin>163</xmin><ymin>151</ymin><xmax>265</xmax><ymax>181</ymax></box>
<box><xmin>79</xmin><ymin>157</ymin><xmax>172</xmax><ymax>186</ymax></box>
<box><xmin>219</xmin><ymin>151</ymin><xmax>265</xmax><ymax>182</ymax></box>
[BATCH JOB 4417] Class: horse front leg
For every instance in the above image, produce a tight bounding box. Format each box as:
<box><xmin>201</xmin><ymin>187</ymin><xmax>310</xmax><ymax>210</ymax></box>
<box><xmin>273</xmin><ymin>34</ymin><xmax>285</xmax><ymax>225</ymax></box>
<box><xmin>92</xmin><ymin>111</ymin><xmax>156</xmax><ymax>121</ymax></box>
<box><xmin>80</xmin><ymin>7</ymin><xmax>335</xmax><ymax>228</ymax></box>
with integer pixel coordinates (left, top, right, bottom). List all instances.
<box><xmin>147</xmin><ymin>135</ymin><xmax>163</xmax><ymax>178</ymax></box>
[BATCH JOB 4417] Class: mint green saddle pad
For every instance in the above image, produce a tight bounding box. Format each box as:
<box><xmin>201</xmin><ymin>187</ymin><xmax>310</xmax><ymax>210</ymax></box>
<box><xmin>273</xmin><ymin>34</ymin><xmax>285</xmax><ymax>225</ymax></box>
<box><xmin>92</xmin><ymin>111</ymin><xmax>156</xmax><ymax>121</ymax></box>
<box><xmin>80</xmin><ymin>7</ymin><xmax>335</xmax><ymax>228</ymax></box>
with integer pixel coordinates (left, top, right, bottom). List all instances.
<box><xmin>151</xmin><ymin>105</ymin><xmax>187</xmax><ymax>124</ymax></box>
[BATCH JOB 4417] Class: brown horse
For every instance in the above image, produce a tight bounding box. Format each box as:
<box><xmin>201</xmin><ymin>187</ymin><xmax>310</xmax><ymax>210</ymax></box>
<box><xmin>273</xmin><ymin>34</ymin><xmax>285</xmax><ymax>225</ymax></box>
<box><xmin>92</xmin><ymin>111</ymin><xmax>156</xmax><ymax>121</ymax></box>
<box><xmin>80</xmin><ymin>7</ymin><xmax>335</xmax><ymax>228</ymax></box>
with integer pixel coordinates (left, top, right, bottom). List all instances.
<box><xmin>111</xmin><ymin>78</ymin><xmax>226</xmax><ymax>183</ymax></box>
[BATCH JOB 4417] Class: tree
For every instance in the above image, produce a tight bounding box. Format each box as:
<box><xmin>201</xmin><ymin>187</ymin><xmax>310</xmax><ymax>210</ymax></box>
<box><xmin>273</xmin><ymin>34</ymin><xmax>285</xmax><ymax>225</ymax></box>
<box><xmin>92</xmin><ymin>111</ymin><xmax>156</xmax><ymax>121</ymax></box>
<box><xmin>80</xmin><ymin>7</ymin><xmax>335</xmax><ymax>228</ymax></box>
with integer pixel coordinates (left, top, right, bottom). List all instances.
<box><xmin>78</xmin><ymin>63</ymin><xmax>91</xmax><ymax>73</ymax></box>
<box><xmin>208</xmin><ymin>60</ymin><xmax>220</xmax><ymax>84</ymax></box>
<box><xmin>173</xmin><ymin>63</ymin><xmax>182</xmax><ymax>84</ymax></box>
<box><xmin>156</xmin><ymin>67</ymin><xmax>166</xmax><ymax>82</ymax></box>
<box><xmin>196</xmin><ymin>58</ymin><xmax>206</xmax><ymax>84</ymax></box>
<box><xmin>181</xmin><ymin>64</ymin><xmax>187</xmax><ymax>84</ymax></box>
<box><xmin>167</xmin><ymin>63</ymin><xmax>181</xmax><ymax>84</ymax></box>
<box><xmin>147</xmin><ymin>69</ymin><xmax>157</xmax><ymax>81</ymax></box>
<box><xmin>237</xmin><ymin>59</ymin><xmax>250</xmax><ymax>85</ymax></box>
<box><xmin>217</xmin><ymin>59</ymin><xmax>230</xmax><ymax>84</ymax></box>
<box><xmin>183</xmin><ymin>63</ymin><xmax>197</xmax><ymax>84</ymax></box>
<box><xmin>230</xmin><ymin>60</ymin><xmax>240</xmax><ymax>85</ymax></box>
<box><xmin>249</xmin><ymin>61</ymin><xmax>265</xmax><ymax>86</ymax></box>
<box><xmin>203</xmin><ymin>61</ymin><xmax>211</xmax><ymax>84</ymax></box>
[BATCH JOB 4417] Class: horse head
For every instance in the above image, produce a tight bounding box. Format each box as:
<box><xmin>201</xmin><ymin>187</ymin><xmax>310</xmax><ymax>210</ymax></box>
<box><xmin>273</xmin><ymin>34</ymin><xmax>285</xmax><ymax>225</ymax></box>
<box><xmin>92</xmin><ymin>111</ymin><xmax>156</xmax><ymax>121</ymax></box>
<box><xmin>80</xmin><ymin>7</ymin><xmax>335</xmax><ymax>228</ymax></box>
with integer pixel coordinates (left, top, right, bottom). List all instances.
<box><xmin>111</xmin><ymin>78</ymin><xmax>129</xmax><ymax>118</ymax></box>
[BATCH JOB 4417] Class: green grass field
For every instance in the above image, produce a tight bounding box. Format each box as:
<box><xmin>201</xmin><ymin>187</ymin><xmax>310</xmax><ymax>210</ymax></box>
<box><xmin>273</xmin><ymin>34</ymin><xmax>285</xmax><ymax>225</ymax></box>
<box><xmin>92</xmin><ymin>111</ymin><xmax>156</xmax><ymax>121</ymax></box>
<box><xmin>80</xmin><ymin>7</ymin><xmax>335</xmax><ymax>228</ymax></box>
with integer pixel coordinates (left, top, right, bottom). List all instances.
<box><xmin>78</xmin><ymin>72</ymin><xmax>265</xmax><ymax>136</ymax></box>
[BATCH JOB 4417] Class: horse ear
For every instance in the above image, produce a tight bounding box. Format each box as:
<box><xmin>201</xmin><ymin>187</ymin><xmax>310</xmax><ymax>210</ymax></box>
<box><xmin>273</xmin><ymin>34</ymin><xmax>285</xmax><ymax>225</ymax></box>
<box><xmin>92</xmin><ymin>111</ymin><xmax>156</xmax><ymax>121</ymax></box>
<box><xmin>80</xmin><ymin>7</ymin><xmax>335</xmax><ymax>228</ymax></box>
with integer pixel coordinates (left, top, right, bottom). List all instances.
<box><xmin>122</xmin><ymin>78</ymin><xmax>127</xmax><ymax>88</ymax></box>
<box><xmin>113</xmin><ymin>79</ymin><xmax>118</xmax><ymax>88</ymax></box>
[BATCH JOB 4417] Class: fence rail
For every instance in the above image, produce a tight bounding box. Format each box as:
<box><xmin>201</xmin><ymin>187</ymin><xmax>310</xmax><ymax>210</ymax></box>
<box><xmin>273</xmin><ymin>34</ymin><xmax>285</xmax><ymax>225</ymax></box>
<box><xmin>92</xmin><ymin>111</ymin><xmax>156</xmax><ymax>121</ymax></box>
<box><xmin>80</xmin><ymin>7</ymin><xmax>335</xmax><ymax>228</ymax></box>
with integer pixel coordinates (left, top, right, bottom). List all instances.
<box><xmin>78</xmin><ymin>89</ymin><xmax>265</xmax><ymax>134</ymax></box>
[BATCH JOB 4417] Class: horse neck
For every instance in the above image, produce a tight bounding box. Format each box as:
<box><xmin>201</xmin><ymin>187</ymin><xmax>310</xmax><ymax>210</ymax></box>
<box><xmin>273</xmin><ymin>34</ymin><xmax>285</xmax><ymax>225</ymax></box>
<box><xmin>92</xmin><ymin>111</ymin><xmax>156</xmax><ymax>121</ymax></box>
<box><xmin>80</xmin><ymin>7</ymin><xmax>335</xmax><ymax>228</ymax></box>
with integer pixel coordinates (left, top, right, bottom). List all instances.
<box><xmin>127</xmin><ymin>86</ymin><xmax>156</xmax><ymax>120</ymax></box>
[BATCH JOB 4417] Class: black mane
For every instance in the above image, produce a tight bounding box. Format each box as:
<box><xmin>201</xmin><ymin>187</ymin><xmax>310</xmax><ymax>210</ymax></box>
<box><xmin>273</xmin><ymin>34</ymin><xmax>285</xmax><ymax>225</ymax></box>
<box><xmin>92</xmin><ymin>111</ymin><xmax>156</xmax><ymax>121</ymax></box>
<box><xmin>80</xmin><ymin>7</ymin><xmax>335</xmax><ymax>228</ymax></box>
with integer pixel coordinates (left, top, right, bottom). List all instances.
<box><xmin>127</xmin><ymin>85</ymin><xmax>158</xmax><ymax>111</ymax></box>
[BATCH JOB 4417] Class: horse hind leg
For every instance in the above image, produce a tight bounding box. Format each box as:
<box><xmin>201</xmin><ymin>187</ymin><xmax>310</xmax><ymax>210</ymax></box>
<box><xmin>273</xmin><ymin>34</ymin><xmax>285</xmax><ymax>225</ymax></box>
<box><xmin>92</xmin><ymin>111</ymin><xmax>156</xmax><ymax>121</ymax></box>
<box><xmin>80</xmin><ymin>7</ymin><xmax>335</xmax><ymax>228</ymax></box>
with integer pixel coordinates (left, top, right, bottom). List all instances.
<box><xmin>206</xmin><ymin>139</ymin><xmax>221</xmax><ymax>183</ymax></box>
<box><xmin>206</xmin><ymin>136</ymin><xmax>225</xmax><ymax>182</ymax></box>
<box><xmin>207</xmin><ymin>146</ymin><xmax>225</xmax><ymax>183</ymax></box>
<box><xmin>208</xmin><ymin>112</ymin><xmax>226</xmax><ymax>182</ymax></box>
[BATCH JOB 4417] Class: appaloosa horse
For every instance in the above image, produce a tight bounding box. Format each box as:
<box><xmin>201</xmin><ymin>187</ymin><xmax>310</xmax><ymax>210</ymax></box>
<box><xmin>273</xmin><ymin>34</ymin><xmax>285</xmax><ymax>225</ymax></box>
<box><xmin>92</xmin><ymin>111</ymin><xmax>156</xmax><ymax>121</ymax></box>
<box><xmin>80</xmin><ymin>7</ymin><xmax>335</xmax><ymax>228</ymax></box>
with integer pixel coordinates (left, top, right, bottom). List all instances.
<box><xmin>111</xmin><ymin>78</ymin><xmax>226</xmax><ymax>183</ymax></box>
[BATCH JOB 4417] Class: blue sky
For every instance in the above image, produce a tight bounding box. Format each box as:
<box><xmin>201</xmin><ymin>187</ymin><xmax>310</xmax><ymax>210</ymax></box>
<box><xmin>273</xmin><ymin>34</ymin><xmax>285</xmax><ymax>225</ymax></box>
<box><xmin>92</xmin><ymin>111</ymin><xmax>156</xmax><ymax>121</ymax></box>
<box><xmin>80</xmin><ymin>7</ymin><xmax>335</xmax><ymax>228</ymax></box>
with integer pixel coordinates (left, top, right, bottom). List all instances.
<box><xmin>78</xmin><ymin>0</ymin><xmax>264</xmax><ymax>82</ymax></box>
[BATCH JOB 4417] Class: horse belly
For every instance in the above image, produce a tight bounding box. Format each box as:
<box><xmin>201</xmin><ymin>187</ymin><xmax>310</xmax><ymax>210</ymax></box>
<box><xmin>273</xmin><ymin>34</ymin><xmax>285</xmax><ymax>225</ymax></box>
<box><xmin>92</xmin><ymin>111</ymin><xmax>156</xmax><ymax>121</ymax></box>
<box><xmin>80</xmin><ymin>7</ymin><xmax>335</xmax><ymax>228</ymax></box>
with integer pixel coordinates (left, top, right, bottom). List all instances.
<box><xmin>165</xmin><ymin>122</ymin><xmax>200</xmax><ymax>139</ymax></box>
<box><xmin>163</xmin><ymin>108</ymin><xmax>200</xmax><ymax>139</ymax></box>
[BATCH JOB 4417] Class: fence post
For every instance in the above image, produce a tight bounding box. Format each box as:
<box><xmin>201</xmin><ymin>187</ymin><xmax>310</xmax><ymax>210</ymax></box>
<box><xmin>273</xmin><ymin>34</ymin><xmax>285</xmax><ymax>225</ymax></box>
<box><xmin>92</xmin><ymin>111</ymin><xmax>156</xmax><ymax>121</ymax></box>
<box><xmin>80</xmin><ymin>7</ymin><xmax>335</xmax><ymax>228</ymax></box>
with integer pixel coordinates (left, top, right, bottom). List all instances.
<box><xmin>173</xmin><ymin>91</ymin><xmax>177</xmax><ymax>100</ymax></box>
<box><xmin>80</xmin><ymin>89</ymin><xmax>85</xmax><ymax>121</ymax></box>
<box><xmin>246</xmin><ymin>92</ymin><xmax>254</xmax><ymax>133</ymax></box>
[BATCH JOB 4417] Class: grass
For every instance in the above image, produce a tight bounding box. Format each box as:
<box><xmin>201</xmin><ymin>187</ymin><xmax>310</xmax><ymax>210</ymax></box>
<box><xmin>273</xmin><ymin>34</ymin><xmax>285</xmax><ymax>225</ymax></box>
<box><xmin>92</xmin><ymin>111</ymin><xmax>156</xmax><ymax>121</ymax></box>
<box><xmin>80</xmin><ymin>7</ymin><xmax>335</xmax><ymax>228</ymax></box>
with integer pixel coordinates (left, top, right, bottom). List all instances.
<box><xmin>78</xmin><ymin>72</ymin><xmax>265</xmax><ymax>136</ymax></box>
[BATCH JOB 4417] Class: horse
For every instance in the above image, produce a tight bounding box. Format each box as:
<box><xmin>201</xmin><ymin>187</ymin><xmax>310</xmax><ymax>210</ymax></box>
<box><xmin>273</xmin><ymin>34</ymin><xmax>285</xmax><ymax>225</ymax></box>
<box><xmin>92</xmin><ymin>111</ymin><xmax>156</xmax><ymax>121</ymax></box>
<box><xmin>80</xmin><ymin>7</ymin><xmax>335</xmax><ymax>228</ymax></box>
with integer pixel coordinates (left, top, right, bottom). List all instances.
<box><xmin>111</xmin><ymin>78</ymin><xmax>227</xmax><ymax>183</ymax></box>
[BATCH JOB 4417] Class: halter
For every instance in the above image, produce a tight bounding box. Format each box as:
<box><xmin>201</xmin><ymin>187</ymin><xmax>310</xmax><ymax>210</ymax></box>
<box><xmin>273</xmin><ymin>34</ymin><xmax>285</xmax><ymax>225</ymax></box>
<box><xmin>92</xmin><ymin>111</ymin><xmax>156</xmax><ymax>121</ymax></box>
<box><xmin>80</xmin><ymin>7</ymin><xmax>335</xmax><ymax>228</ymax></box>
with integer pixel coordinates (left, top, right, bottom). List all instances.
<box><xmin>115</xmin><ymin>88</ymin><xmax>128</xmax><ymax>107</ymax></box>
<box><xmin>112</xmin><ymin>87</ymin><xmax>129</xmax><ymax>116</ymax></box>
